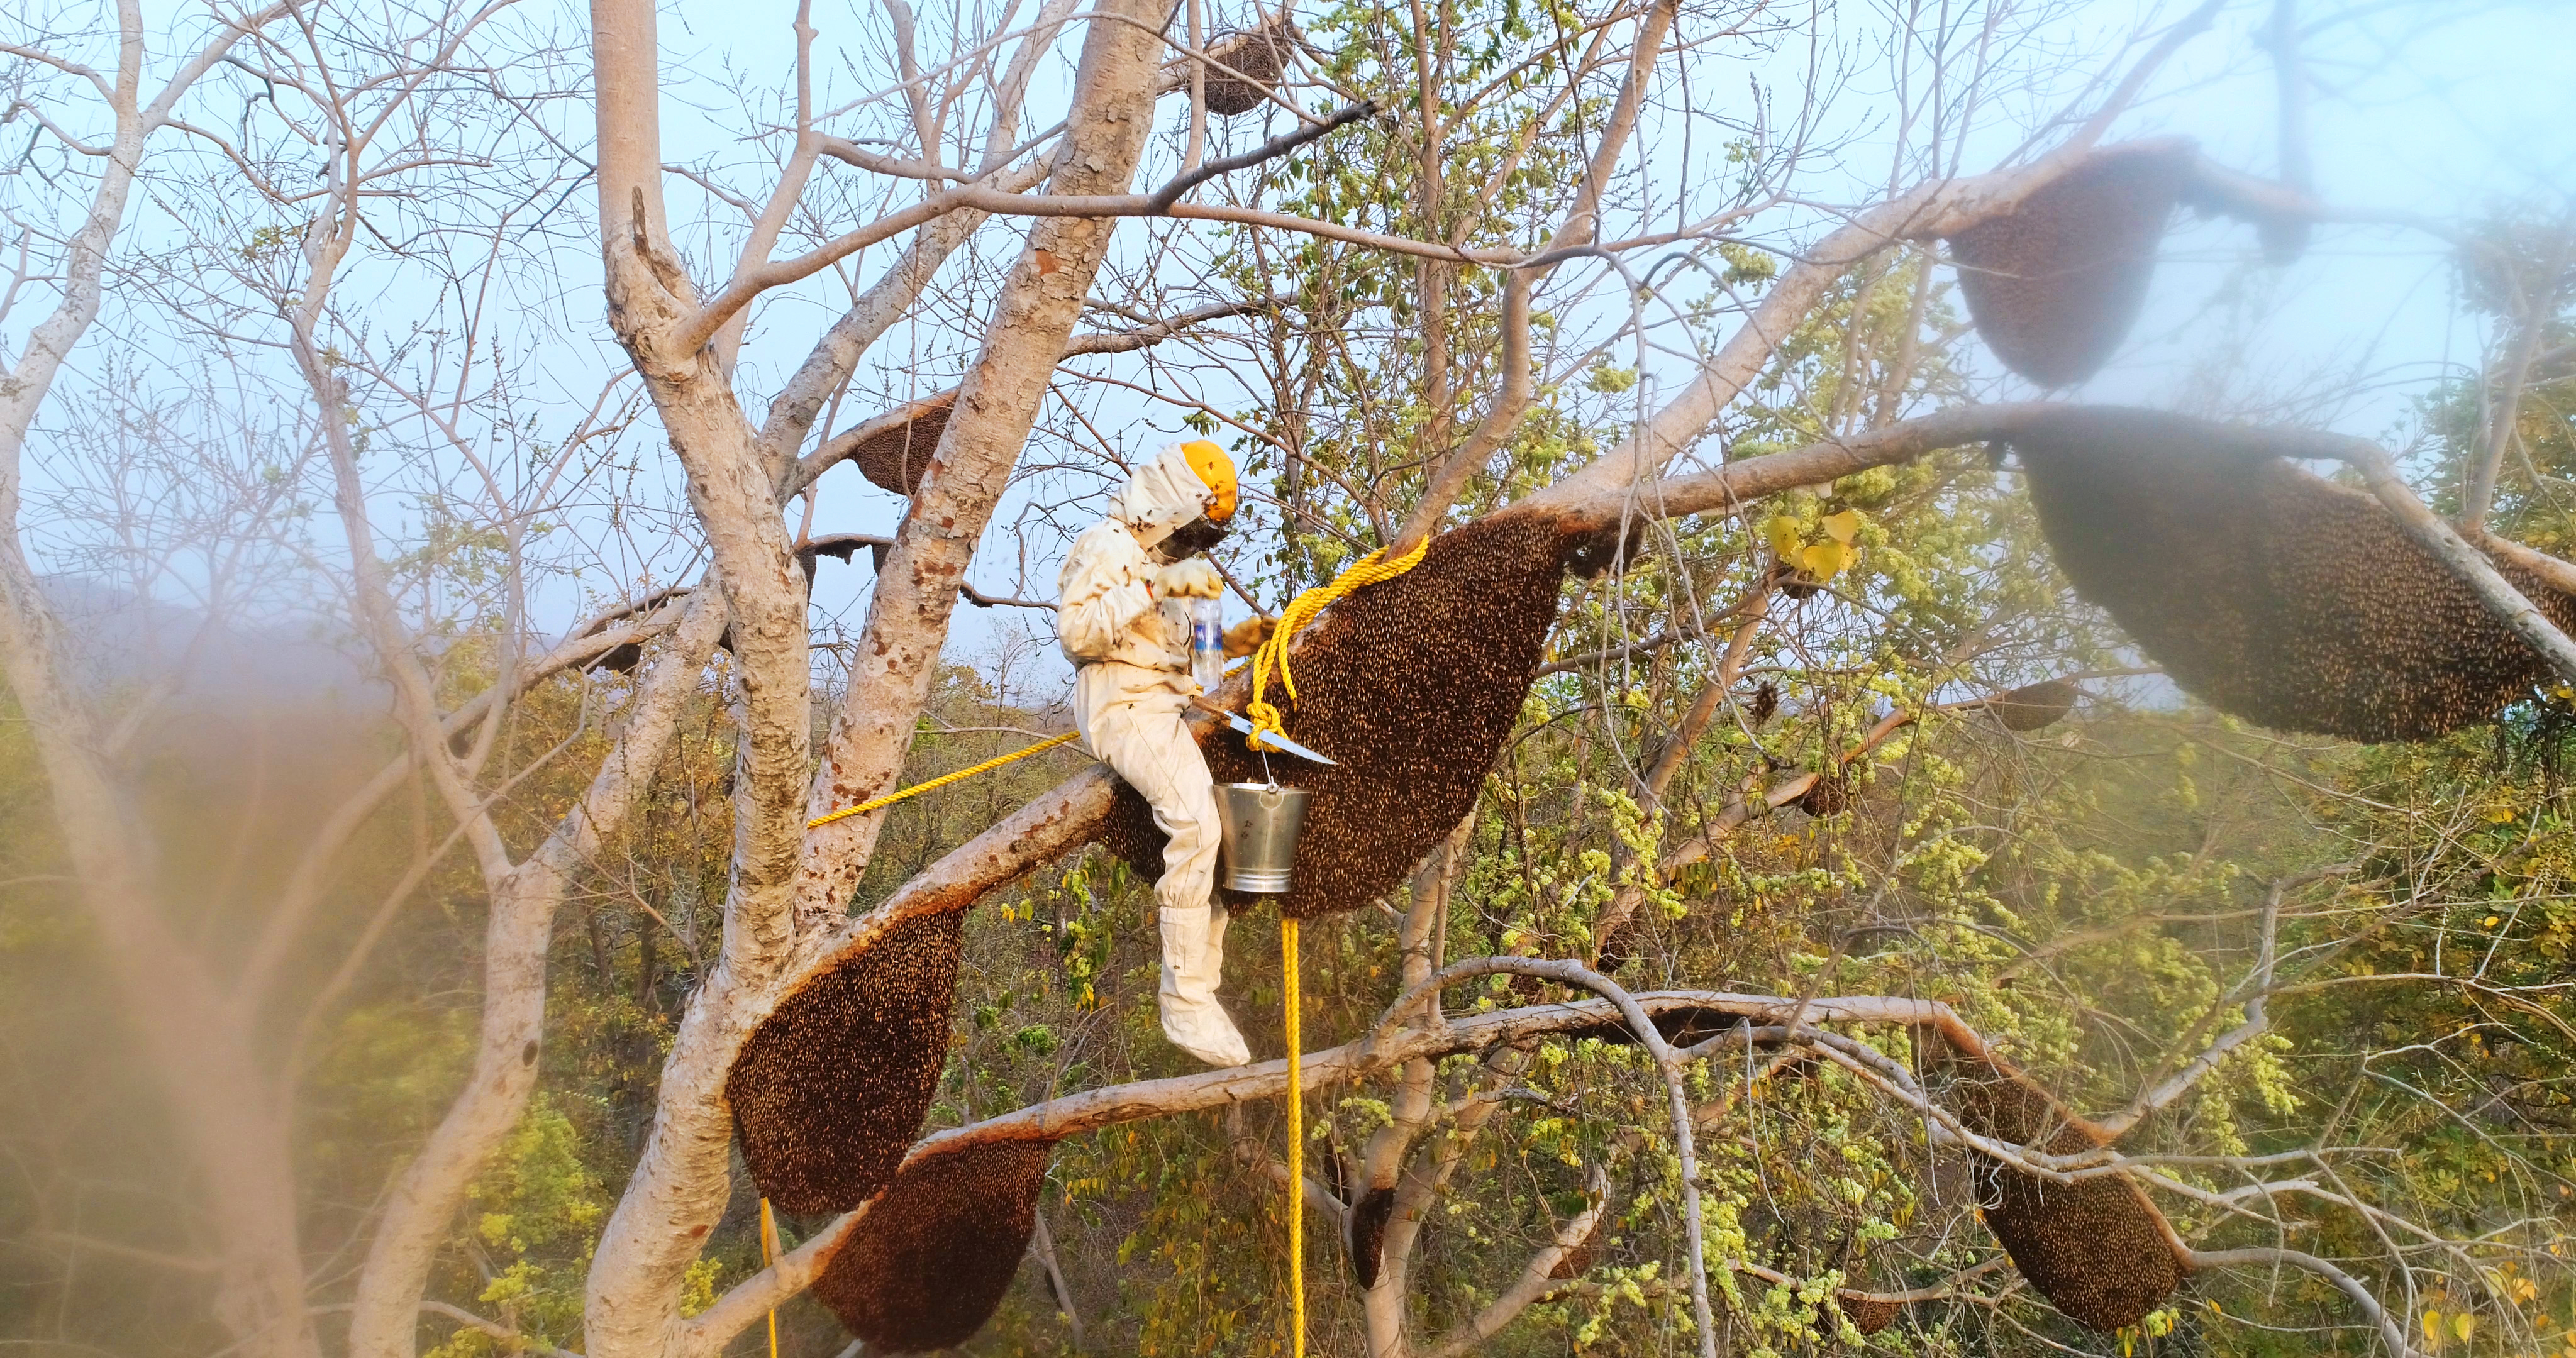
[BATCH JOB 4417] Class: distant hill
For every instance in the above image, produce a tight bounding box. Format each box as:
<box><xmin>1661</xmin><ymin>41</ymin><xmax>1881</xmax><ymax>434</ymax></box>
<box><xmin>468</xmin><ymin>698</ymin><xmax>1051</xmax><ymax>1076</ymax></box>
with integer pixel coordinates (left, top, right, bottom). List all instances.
<box><xmin>36</xmin><ymin>575</ymin><xmax>380</xmax><ymax>712</ymax></box>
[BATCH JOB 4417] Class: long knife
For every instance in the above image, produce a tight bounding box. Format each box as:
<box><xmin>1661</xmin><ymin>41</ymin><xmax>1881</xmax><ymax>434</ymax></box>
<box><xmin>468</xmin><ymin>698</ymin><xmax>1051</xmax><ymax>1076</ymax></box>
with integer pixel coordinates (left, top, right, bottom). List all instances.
<box><xmin>1189</xmin><ymin>697</ymin><xmax>1338</xmax><ymax>765</ymax></box>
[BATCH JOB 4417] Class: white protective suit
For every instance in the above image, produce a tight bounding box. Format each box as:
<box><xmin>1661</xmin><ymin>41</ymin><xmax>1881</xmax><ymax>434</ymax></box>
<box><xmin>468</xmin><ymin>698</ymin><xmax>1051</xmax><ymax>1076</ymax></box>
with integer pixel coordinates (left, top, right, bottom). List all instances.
<box><xmin>1057</xmin><ymin>443</ymin><xmax>1250</xmax><ymax>1068</ymax></box>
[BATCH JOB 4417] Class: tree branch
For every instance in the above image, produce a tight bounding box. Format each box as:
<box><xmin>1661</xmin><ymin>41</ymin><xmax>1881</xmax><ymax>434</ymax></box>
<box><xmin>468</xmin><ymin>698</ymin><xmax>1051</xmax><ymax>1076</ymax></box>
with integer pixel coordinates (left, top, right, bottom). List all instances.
<box><xmin>2326</xmin><ymin>436</ymin><xmax>2576</xmax><ymax>687</ymax></box>
<box><xmin>2188</xmin><ymin>1248</ymin><xmax>2424</xmax><ymax>1358</ymax></box>
<box><xmin>1421</xmin><ymin>1166</ymin><xmax>1609</xmax><ymax>1358</ymax></box>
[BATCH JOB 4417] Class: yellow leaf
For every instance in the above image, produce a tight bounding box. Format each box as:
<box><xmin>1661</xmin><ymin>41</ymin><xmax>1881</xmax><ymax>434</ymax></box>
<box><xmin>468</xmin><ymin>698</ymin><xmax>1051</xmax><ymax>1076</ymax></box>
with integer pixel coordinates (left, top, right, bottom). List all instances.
<box><xmin>2486</xmin><ymin>915</ymin><xmax>2502</xmax><ymax>929</ymax></box>
<box><xmin>1799</xmin><ymin>539</ymin><xmax>1852</xmax><ymax>580</ymax></box>
<box><xmin>1821</xmin><ymin>508</ymin><xmax>1863</xmax><ymax>544</ymax></box>
<box><xmin>1763</xmin><ymin>514</ymin><xmax>1802</xmax><ymax>558</ymax></box>
<box><xmin>2424</xmin><ymin>1310</ymin><xmax>2443</xmax><ymax>1348</ymax></box>
<box><xmin>2453</xmin><ymin>1313</ymin><xmax>2475</xmax><ymax>1342</ymax></box>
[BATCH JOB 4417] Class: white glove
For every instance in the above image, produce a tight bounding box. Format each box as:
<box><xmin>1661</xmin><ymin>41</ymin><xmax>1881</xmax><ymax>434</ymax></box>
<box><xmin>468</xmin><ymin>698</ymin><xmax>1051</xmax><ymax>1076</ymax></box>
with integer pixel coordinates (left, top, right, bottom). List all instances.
<box><xmin>1151</xmin><ymin>558</ymin><xmax>1224</xmax><ymax>600</ymax></box>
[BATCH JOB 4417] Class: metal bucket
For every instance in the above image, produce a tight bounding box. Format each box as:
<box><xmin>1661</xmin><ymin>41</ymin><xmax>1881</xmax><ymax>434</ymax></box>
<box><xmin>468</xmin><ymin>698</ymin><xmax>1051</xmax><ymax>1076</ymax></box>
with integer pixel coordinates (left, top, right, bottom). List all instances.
<box><xmin>1217</xmin><ymin>781</ymin><xmax>1311</xmax><ymax>893</ymax></box>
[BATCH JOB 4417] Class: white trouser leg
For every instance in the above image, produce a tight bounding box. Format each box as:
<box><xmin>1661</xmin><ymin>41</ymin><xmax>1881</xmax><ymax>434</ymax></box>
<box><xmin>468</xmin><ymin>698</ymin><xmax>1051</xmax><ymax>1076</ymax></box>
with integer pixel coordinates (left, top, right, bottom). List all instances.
<box><xmin>1084</xmin><ymin>692</ymin><xmax>1248</xmax><ymax>1068</ymax></box>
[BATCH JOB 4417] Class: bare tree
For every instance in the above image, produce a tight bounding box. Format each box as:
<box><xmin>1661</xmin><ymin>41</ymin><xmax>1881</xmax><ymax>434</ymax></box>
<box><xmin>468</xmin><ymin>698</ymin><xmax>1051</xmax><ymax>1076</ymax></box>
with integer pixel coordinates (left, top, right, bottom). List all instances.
<box><xmin>11</xmin><ymin>1</ymin><xmax>2575</xmax><ymax>1355</ymax></box>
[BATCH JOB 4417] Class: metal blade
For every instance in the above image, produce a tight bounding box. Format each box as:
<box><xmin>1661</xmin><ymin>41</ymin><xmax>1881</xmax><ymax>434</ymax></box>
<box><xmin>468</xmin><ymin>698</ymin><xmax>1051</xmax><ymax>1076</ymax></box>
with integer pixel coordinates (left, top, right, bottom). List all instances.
<box><xmin>1192</xmin><ymin>700</ymin><xmax>1338</xmax><ymax>765</ymax></box>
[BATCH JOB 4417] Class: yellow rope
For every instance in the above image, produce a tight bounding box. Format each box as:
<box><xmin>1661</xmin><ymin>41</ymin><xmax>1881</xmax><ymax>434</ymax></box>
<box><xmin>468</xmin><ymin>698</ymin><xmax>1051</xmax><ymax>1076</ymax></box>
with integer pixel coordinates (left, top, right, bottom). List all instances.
<box><xmin>1246</xmin><ymin>536</ymin><xmax>1431</xmax><ymax>751</ymax></box>
<box><xmin>758</xmin><ymin>1198</ymin><xmax>780</xmax><ymax>1358</ymax></box>
<box><xmin>806</xmin><ymin>731</ymin><xmax>1082</xmax><ymax>829</ymax></box>
<box><xmin>1282</xmin><ymin>916</ymin><xmax>1305</xmax><ymax>1358</ymax></box>
<box><xmin>1243</xmin><ymin>539</ymin><xmax>1427</xmax><ymax>1352</ymax></box>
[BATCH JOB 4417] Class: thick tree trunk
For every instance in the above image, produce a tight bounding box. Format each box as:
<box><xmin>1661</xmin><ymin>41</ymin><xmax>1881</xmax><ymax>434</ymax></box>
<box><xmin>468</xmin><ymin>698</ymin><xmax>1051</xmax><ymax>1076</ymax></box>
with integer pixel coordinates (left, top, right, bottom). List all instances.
<box><xmin>345</xmin><ymin>590</ymin><xmax>727</xmax><ymax>1358</ymax></box>
<box><xmin>0</xmin><ymin>9</ymin><xmax>309</xmax><ymax>1356</ymax></box>
<box><xmin>581</xmin><ymin>0</ymin><xmax>820</xmax><ymax>1349</ymax></box>
<box><xmin>582</xmin><ymin>0</ymin><xmax>1173</xmax><ymax>1351</ymax></box>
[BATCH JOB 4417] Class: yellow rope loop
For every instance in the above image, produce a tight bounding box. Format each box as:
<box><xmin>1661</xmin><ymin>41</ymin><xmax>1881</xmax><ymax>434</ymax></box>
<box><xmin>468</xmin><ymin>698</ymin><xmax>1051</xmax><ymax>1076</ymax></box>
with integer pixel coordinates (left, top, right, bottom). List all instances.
<box><xmin>1246</xmin><ymin>535</ymin><xmax>1432</xmax><ymax>751</ymax></box>
<box><xmin>805</xmin><ymin>730</ymin><xmax>1081</xmax><ymax>829</ymax></box>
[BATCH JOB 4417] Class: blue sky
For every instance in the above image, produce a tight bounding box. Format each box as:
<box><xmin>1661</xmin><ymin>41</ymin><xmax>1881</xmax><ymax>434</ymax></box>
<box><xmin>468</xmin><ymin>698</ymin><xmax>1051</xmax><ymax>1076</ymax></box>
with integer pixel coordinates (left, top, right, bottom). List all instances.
<box><xmin>14</xmin><ymin>0</ymin><xmax>2575</xmax><ymax>693</ymax></box>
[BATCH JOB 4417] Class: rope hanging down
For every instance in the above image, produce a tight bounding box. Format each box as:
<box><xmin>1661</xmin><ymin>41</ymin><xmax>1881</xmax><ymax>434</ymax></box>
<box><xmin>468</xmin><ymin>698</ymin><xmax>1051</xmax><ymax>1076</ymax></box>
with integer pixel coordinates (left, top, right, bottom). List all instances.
<box><xmin>1244</xmin><ymin>534</ymin><xmax>1429</xmax><ymax>1358</ymax></box>
<box><xmin>1282</xmin><ymin>919</ymin><xmax>1306</xmax><ymax>1358</ymax></box>
<box><xmin>1245</xmin><ymin>535</ymin><xmax>1431</xmax><ymax>751</ymax></box>
<box><xmin>758</xmin><ymin>1198</ymin><xmax>781</xmax><ymax>1358</ymax></box>
<box><xmin>806</xmin><ymin>731</ymin><xmax>1082</xmax><ymax>829</ymax></box>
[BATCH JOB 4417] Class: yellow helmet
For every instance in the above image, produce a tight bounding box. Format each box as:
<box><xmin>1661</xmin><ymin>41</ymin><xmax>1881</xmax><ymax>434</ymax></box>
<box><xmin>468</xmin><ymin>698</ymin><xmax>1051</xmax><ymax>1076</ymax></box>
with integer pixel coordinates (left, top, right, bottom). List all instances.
<box><xmin>1180</xmin><ymin>439</ymin><xmax>1238</xmax><ymax>522</ymax></box>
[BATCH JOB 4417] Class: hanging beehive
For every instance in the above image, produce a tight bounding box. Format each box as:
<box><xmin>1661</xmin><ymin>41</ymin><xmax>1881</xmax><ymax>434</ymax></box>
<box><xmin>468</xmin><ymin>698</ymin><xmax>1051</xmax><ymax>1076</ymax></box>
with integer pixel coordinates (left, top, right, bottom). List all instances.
<box><xmin>809</xmin><ymin>1137</ymin><xmax>1059</xmax><ymax>1353</ymax></box>
<box><xmin>1836</xmin><ymin>1293</ymin><xmax>1902</xmax><ymax>1336</ymax></box>
<box><xmin>726</xmin><ymin>909</ymin><xmax>963</xmax><ymax>1213</ymax></box>
<box><xmin>1348</xmin><ymin>1184</ymin><xmax>1396</xmax><ymax>1288</ymax></box>
<box><xmin>1792</xmin><ymin>770</ymin><xmax>1852</xmax><ymax>817</ymax></box>
<box><xmin>1936</xmin><ymin>1051</ymin><xmax>2187</xmax><ymax>1333</ymax></box>
<box><xmin>1200</xmin><ymin>13</ymin><xmax>1304</xmax><ymax>116</ymax></box>
<box><xmin>850</xmin><ymin>391</ymin><xmax>957</xmax><ymax>496</ymax></box>
<box><xmin>1989</xmin><ymin>678</ymin><xmax>2078</xmax><ymax>732</ymax></box>
<box><xmin>2014</xmin><ymin>407</ymin><xmax>2576</xmax><ymax>742</ymax></box>
<box><xmin>1546</xmin><ymin>1215</ymin><xmax>1605</xmax><ymax>1279</ymax></box>
<box><xmin>1102</xmin><ymin>516</ymin><xmax>1585</xmax><ymax>918</ymax></box>
<box><xmin>1946</xmin><ymin>143</ymin><xmax>2196</xmax><ymax>387</ymax></box>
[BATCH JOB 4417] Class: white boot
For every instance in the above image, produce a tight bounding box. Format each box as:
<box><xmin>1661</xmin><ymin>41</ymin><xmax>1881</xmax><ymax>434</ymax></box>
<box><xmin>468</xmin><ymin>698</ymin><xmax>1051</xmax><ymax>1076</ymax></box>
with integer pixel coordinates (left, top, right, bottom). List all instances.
<box><xmin>1158</xmin><ymin>905</ymin><xmax>1251</xmax><ymax>1067</ymax></box>
<box><xmin>1204</xmin><ymin>899</ymin><xmax>1231</xmax><ymax>983</ymax></box>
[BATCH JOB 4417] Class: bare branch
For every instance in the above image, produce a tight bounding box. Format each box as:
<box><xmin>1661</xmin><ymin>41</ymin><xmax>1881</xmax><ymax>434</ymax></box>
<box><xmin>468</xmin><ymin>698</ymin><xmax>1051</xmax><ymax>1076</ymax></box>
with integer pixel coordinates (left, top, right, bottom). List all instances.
<box><xmin>2188</xmin><ymin>1248</ymin><xmax>2424</xmax><ymax>1358</ymax></box>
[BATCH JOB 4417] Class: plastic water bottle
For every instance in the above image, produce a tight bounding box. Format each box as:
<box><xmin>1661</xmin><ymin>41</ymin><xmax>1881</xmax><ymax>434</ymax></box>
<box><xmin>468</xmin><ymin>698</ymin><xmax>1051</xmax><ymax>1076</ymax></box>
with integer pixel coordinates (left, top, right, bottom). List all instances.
<box><xmin>1190</xmin><ymin>596</ymin><xmax>1225</xmax><ymax>694</ymax></box>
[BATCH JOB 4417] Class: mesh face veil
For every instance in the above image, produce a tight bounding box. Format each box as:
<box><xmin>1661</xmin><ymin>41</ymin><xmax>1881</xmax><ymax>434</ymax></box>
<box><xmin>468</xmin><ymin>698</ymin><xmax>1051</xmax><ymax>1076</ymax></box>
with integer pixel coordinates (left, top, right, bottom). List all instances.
<box><xmin>1154</xmin><ymin>516</ymin><xmax>1230</xmax><ymax>561</ymax></box>
<box><xmin>1112</xmin><ymin>442</ymin><xmax>1238</xmax><ymax>557</ymax></box>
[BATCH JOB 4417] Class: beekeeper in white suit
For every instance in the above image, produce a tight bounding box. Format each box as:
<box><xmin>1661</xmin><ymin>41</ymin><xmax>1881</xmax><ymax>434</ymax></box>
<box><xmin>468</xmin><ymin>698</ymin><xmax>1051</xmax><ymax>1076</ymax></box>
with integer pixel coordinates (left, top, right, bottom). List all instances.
<box><xmin>1057</xmin><ymin>439</ymin><xmax>1272</xmax><ymax>1067</ymax></box>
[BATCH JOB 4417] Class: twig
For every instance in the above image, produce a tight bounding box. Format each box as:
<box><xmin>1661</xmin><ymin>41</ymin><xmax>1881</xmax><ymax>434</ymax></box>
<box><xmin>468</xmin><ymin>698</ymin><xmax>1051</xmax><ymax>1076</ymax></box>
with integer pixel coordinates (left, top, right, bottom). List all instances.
<box><xmin>1146</xmin><ymin>99</ymin><xmax>1377</xmax><ymax>211</ymax></box>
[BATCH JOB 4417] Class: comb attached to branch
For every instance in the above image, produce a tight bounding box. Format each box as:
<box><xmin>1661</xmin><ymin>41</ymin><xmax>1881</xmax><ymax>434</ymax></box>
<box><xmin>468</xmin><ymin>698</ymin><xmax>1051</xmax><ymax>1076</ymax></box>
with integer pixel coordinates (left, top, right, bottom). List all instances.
<box><xmin>1948</xmin><ymin>143</ymin><xmax>2317</xmax><ymax>387</ymax></box>
<box><xmin>2014</xmin><ymin>407</ymin><xmax>2576</xmax><ymax>742</ymax></box>
<box><xmin>1946</xmin><ymin>144</ymin><xmax>2195</xmax><ymax>387</ymax></box>
<box><xmin>1930</xmin><ymin>1041</ymin><xmax>2190</xmax><ymax>1332</ymax></box>
<box><xmin>848</xmin><ymin>392</ymin><xmax>957</xmax><ymax>496</ymax></box>
<box><xmin>809</xmin><ymin>1137</ymin><xmax>1060</xmax><ymax>1353</ymax></box>
<box><xmin>728</xmin><ymin>910</ymin><xmax>962</xmax><ymax>1213</ymax></box>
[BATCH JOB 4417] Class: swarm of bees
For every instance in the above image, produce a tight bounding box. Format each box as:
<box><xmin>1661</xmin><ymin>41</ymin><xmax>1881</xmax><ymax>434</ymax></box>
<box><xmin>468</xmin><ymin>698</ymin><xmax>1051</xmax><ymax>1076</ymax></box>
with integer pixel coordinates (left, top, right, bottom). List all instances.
<box><xmin>1990</xmin><ymin>677</ymin><xmax>2079</xmax><ymax>732</ymax></box>
<box><xmin>2014</xmin><ymin>407</ymin><xmax>2576</xmax><ymax>742</ymax></box>
<box><xmin>1198</xmin><ymin>12</ymin><xmax>1306</xmax><ymax>116</ymax></box>
<box><xmin>850</xmin><ymin>392</ymin><xmax>957</xmax><ymax>496</ymax></box>
<box><xmin>728</xmin><ymin>910</ymin><xmax>964</xmax><ymax>1213</ymax></box>
<box><xmin>1933</xmin><ymin>1042</ymin><xmax>2189</xmax><ymax>1332</ymax></box>
<box><xmin>1946</xmin><ymin>143</ymin><xmax>2196</xmax><ymax>387</ymax></box>
<box><xmin>810</xmin><ymin>1138</ymin><xmax>1060</xmax><ymax>1353</ymax></box>
<box><xmin>1348</xmin><ymin>1185</ymin><xmax>1397</xmax><ymax>1288</ymax></box>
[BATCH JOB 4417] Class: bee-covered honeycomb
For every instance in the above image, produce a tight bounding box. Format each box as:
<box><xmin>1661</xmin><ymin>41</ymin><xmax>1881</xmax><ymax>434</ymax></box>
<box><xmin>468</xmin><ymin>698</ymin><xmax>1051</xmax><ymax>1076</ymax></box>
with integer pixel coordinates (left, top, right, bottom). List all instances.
<box><xmin>1947</xmin><ymin>144</ymin><xmax>2194</xmax><ymax>387</ymax></box>
<box><xmin>809</xmin><ymin>1137</ymin><xmax>1058</xmax><ymax>1352</ymax></box>
<box><xmin>726</xmin><ymin>908</ymin><xmax>962</xmax><ymax>1213</ymax></box>
<box><xmin>2014</xmin><ymin>406</ymin><xmax>2575</xmax><ymax>742</ymax></box>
